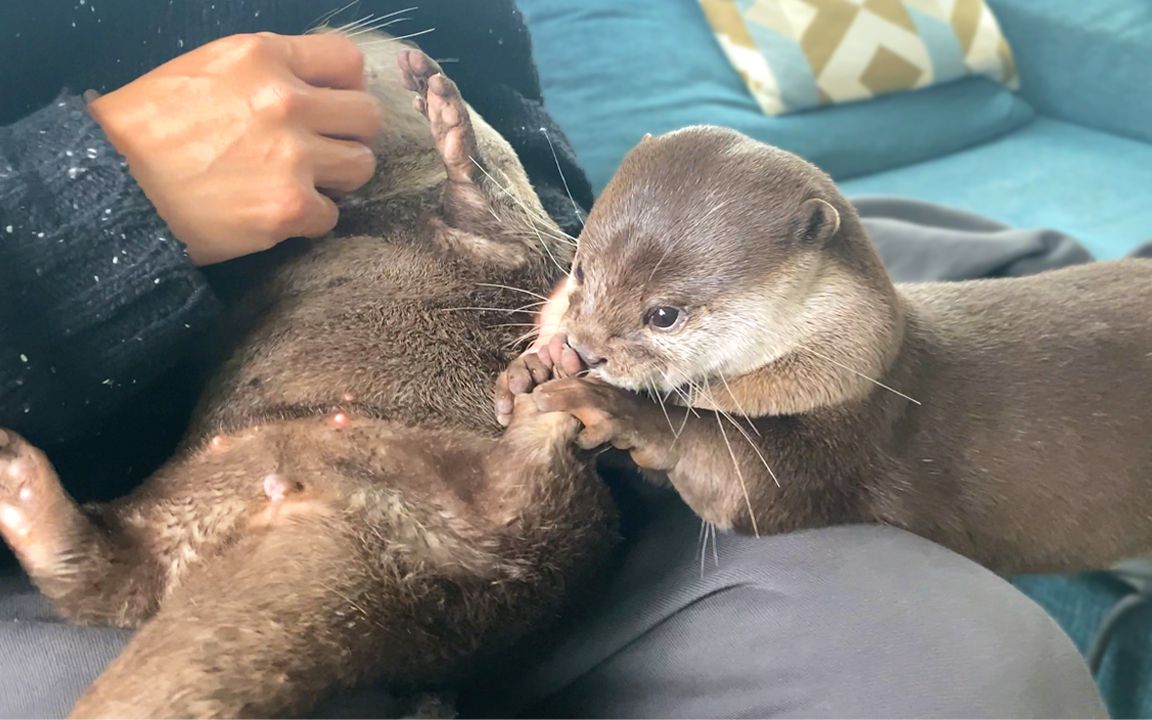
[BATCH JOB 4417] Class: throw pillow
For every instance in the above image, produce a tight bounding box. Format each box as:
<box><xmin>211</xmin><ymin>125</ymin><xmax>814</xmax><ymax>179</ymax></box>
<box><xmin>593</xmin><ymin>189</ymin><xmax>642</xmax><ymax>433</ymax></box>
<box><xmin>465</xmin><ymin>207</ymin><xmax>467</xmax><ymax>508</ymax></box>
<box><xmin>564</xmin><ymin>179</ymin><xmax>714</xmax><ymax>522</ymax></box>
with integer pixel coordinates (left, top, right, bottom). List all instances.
<box><xmin>700</xmin><ymin>0</ymin><xmax>1018</xmax><ymax>115</ymax></box>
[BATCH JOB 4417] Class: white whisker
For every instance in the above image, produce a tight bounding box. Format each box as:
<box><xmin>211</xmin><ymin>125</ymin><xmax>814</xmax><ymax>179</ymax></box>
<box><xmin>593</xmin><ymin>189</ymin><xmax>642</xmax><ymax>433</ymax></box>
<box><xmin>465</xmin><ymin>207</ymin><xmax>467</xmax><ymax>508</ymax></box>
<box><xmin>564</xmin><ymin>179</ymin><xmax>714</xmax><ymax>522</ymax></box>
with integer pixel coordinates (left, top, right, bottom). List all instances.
<box><xmin>717</xmin><ymin>374</ymin><xmax>760</xmax><ymax>436</ymax></box>
<box><xmin>335</xmin><ymin>12</ymin><xmax>386</xmax><ymax>34</ymax></box>
<box><xmin>487</xmin><ymin>163</ymin><xmax>579</xmax><ymax>246</ymax></box>
<box><xmin>804</xmin><ymin>347</ymin><xmax>922</xmax><ymax>405</ymax></box>
<box><xmin>356</xmin><ymin>6</ymin><xmax>416</xmax><ymax>29</ymax></box>
<box><xmin>713</xmin><ymin>412</ymin><xmax>761</xmax><ymax>537</ymax></box>
<box><xmin>659</xmin><ymin>370</ymin><xmax>696</xmax><ymax>448</ymax></box>
<box><xmin>358</xmin><ymin>27</ymin><xmax>436</xmax><ymax>45</ymax></box>
<box><xmin>490</xmin><ymin>165</ymin><xmax>579</xmax><ymax>246</ymax></box>
<box><xmin>505</xmin><ymin>327</ymin><xmax>543</xmax><ymax>349</ymax></box>
<box><xmin>539</xmin><ymin>127</ymin><xmax>584</xmax><ymax>227</ymax></box>
<box><xmin>437</xmin><ymin>301</ymin><xmax>541</xmax><ymax>314</ymax></box>
<box><xmin>698</xmin><ymin>519</ymin><xmax>708</xmax><ymax>578</ymax></box>
<box><xmin>697</xmin><ymin>379</ymin><xmax>780</xmax><ymax>489</ymax></box>
<box><xmin>721</xmin><ymin>412</ymin><xmax>780</xmax><ymax>488</ymax></box>
<box><xmin>330</xmin><ymin>13</ymin><xmax>368</xmax><ymax>33</ymax></box>
<box><xmin>344</xmin><ymin>15</ymin><xmax>414</xmax><ymax>38</ymax></box>
<box><xmin>468</xmin><ymin>157</ymin><xmax>568</xmax><ymax>274</ymax></box>
<box><xmin>475</xmin><ymin>282</ymin><xmax>549</xmax><ymax>301</ymax></box>
<box><xmin>647</xmin><ymin>379</ymin><xmax>679</xmax><ymax>439</ymax></box>
<box><xmin>664</xmin><ymin>368</ymin><xmax>701</xmax><ymax>417</ymax></box>
<box><xmin>309</xmin><ymin>0</ymin><xmax>360</xmax><ymax>32</ymax></box>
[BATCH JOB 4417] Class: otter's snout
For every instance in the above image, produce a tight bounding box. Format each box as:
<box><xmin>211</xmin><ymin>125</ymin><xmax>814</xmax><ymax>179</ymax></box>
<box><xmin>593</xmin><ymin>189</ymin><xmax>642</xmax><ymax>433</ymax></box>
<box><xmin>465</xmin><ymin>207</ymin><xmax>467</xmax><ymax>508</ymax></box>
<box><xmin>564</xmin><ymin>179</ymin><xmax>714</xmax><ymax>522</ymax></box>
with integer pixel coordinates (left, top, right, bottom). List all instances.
<box><xmin>569</xmin><ymin>339</ymin><xmax>607</xmax><ymax>369</ymax></box>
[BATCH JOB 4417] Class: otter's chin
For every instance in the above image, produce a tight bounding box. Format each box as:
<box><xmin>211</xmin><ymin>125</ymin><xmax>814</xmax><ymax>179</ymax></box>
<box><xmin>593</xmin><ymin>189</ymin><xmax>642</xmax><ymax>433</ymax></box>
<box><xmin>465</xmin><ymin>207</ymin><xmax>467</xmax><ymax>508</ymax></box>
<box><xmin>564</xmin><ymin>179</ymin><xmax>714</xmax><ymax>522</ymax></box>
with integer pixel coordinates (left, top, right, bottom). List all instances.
<box><xmin>590</xmin><ymin>365</ymin><xmax>689</xmax><ymax>399</ymax></box>
<box><xmin>587</xmin><ymin>366</ymin><xmax>643</xmax><ymax>392</ymax></box>
<box><xmin>591</xmin><ymin>361</ymin><xmax>685</xmax><ymax>394</ymax></box>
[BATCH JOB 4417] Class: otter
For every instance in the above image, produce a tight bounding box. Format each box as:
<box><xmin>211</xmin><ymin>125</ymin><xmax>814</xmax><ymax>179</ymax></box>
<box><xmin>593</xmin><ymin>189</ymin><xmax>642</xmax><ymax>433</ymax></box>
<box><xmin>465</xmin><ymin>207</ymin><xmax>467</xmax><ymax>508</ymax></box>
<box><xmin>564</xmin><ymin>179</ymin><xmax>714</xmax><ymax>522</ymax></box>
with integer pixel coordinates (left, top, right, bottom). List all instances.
<box><xmin>497</xmin><ymin>125</ymin><xmax>1152</xmax><ymax>577</ymax></box>
<box><xmin>0</xmin><ymin>33</ymin><xmax>615</xmax><ymax>718</ymax></box>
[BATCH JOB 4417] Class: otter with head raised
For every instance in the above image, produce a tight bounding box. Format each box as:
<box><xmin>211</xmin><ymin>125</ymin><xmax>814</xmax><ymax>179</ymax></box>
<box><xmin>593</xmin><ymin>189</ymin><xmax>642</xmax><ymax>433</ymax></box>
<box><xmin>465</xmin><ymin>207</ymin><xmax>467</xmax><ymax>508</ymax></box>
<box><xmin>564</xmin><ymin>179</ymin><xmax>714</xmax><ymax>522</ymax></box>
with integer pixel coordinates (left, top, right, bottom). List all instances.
<box><xmin>0</xmin><ymin>33</ymin><xmax>615</xmax><ymax>718</ymax></box>
<box><xmin>499</xmin><ymin>125</ymin><xmax>1152</xmax><ymax>577</ymax></box>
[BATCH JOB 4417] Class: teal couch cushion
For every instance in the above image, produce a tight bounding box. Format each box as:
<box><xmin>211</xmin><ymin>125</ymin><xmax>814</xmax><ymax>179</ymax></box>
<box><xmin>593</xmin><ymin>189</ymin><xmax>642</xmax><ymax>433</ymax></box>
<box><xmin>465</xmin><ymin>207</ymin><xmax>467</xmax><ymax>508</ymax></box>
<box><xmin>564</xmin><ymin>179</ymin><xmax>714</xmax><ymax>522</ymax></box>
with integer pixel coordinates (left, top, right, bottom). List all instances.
<box><xmin>519</xmin><ymin>0</ymin><xmax>1034</xmax><ymax>195</ymax></box>
<box><xmin>988</xmin><ymin>0</ymin><xmax>1152</xmax><ymax>145</ymax></box>
<box><xmin>1015</xmin><ymin>573</ymin><xmax>1152</xmax><ymax>718</ymax></box>
<box><xmin>840</xmin><ymin>118</ymin><xmax>1152</xmax><ymax>259</ymax></box>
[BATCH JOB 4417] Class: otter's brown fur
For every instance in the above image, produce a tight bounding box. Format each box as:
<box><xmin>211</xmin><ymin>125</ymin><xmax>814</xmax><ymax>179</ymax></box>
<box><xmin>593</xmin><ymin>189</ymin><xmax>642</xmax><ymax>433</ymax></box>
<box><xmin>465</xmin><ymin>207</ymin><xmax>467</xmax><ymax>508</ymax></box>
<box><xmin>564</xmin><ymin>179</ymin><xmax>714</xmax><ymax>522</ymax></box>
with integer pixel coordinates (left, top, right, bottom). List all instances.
<box><xmin>0</xmin><ymin>35</ymin><xmax>615</xmax><ymax>717</ymax></box>
<box><xmin>516</xmin><ymin>125</ymin><xmax>1152</xmax><ymax>577</ymax></box>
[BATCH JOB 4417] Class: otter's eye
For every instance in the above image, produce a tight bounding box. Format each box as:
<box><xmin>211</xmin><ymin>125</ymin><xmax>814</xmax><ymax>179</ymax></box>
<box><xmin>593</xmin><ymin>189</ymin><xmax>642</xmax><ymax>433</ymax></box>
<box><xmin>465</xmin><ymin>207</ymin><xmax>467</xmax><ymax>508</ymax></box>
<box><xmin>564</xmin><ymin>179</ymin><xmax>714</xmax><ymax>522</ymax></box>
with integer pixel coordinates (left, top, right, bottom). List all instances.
<box><xmin>573</xmin><ymin>263</ymin><xmax>585</xmax><ymax>283</ymax></box>
<box><xmin>646</xmin><ymin>306</ymin><xmax>685</xmax><ymax>331</ymax></box>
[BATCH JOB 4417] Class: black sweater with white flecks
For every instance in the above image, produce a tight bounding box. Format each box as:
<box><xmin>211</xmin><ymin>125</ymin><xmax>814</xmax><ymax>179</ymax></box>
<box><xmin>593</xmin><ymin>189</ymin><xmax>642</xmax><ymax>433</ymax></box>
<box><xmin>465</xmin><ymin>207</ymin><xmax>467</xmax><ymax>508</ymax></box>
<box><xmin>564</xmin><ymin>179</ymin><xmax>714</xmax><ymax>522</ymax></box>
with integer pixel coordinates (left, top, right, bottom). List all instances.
<box><xmin>0</xmin><ymin>0</ymin><xmax>592</xmax><ymax>499</ymax></box>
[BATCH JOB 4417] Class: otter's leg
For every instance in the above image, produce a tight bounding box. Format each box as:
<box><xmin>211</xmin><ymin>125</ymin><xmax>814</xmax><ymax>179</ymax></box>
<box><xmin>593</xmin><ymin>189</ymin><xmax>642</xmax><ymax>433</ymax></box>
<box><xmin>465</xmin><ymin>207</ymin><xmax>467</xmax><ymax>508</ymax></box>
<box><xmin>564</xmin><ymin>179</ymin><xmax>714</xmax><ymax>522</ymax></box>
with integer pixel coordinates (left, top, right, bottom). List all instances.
<box><xmin>398</xmin><ymin>50</ymin><xmax>567</xmax><ymax>267</ymax></box>
<box><xmin>69</xmin><ymin>513</ymin><xmax>371</xmax><ymax>719</ymax></box>
<box><xmin>0</xmin><ymin>427</ymin><xmax>274</xmax><ymax>627</ymax></box>
<box><xmin>70</xmin><ymin>400</ymin><xmax>611</xmax><ymax>719</ymax></box>
<box><xmin>0</xmin><ymin>429</ymin><xmax>165</xmax><ymax>625</ymax></box>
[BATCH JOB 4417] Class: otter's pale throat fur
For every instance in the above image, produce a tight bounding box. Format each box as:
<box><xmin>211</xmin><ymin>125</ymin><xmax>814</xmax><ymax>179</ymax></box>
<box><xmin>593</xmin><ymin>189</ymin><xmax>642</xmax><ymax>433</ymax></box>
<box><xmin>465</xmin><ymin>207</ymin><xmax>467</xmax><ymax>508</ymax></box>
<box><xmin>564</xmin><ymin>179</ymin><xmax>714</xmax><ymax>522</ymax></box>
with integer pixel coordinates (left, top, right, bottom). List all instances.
<box><xmin>0</xmin><ymin>32</ymin><xmax>615</xmax><ymax>718</ymax></box>
<box><xmin>514</xmin><ymin>126</ymin><xmax>1152</xmax><ymax>577</ymax></box>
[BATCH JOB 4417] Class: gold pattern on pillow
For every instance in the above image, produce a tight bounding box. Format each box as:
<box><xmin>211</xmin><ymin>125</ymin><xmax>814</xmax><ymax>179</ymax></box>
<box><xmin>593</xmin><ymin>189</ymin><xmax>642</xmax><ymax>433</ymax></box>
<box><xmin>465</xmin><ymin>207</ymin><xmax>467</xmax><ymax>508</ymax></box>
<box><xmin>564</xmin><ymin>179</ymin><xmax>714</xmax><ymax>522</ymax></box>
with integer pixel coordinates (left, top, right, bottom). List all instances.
<box><xmin>700</xmin><ymin>0</ymin><xmax>1018</xmax><ymax>116</ymax></box>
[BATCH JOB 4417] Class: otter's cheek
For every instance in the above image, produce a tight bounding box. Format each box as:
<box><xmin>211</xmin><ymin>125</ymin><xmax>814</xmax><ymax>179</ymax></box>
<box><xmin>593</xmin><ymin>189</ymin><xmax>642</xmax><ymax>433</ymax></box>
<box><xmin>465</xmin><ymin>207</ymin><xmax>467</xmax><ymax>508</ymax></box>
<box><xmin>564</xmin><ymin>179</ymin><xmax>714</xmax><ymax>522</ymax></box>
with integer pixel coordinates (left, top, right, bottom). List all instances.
<box><xmin>528</xmin><ymin>277</ymin><xmax>573</xmax><ymax>353</ymax></box>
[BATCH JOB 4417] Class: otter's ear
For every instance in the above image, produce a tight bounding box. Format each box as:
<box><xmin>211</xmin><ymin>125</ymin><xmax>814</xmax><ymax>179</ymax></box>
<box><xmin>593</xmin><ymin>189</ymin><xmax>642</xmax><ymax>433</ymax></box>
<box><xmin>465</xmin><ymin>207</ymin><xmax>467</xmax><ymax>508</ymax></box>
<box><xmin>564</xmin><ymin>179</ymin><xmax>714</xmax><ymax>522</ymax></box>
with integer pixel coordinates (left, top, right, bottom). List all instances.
<box><xmin>791</xmin><ymin>198</ymin><xmax>841</xmax><ymax>245</ymax></box>
<box><xmin>641</xmin><ymin>132</ymin><xmax>653</xmax><ymax>143</ymax></box>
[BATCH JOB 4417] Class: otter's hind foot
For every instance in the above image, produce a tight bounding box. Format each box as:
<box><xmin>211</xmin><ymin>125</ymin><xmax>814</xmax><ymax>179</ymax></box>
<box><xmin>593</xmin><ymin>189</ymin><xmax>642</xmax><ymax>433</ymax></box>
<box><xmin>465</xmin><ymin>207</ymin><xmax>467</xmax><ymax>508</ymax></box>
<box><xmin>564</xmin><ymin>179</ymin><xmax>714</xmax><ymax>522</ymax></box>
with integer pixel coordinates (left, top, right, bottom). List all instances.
<box><xmin>398</xmin><ymin>49</ymin><xmax>556</xmax><ymax>267</ymax></box>
<box><xmin>398</xmin><ymin>51</ymin><xmax>479</xmax><ymax>186</ymax></box>
<box><xmin>398</xmin><ymin>49</ymin><xmax>496</xmax><ymax>227</ymax></box>
<box><xmin>0</xmin><ymin>429</ymin><xmax>84</xmax><ymax>570</ymax></box>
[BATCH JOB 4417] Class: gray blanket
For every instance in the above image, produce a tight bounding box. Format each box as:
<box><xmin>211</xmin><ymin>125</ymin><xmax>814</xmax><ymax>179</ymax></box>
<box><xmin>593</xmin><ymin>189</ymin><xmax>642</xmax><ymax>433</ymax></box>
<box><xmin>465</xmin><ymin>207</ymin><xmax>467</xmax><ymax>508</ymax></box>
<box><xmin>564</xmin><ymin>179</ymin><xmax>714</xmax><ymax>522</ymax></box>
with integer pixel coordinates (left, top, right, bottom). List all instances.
<box><xmin>855</xmin><ymin>196</ymin><xmax>1149</xmax><ymax>280</ymax></box>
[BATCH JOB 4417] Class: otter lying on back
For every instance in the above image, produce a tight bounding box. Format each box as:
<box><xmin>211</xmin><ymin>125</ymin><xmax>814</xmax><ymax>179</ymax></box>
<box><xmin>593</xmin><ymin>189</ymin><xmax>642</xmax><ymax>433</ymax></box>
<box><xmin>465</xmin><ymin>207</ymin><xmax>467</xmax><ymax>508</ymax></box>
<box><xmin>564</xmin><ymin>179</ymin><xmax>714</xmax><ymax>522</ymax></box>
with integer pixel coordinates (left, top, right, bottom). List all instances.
<box><xmin>0</xmin><ymin>34</ymin><xmax>614</xmax><ymax>717</ymax></box>
<box><xmin>499</xmin><ymin>126</ymin><xmax>1152</xmax><ymax>576</ymax></box>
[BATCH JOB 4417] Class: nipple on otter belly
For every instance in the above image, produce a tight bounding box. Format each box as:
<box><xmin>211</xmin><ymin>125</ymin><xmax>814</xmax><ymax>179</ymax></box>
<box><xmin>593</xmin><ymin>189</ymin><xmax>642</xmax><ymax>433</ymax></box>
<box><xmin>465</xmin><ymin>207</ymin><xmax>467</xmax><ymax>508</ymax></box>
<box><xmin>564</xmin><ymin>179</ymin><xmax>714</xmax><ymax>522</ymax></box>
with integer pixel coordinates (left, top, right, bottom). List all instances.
<box><xmin>262</xmin><ymin>474</ymin><xmax>299</xmax><ymax>502</ymax></box>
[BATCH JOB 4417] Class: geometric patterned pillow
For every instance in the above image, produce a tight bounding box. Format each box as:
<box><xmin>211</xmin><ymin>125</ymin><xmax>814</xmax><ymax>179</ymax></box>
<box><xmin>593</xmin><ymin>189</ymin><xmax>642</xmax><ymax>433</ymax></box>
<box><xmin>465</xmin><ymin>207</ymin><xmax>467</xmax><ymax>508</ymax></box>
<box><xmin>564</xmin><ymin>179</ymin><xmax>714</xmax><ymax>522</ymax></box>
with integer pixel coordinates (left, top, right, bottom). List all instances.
<box><xmin>699</xmin><ymin>0</ymin><xmax>1018</xmax><ymax>116</ymax></box>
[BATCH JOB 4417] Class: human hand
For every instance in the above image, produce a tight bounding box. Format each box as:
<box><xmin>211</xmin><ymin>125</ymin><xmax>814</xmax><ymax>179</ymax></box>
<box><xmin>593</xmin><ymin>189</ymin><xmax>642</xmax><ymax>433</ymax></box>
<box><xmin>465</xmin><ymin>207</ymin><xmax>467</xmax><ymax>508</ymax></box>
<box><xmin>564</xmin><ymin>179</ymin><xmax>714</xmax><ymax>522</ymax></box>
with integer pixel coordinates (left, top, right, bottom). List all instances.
<box><xmin>88</xmin><ymin>32</ymin><xmax>383</xmax><ymax>266</ymax></box>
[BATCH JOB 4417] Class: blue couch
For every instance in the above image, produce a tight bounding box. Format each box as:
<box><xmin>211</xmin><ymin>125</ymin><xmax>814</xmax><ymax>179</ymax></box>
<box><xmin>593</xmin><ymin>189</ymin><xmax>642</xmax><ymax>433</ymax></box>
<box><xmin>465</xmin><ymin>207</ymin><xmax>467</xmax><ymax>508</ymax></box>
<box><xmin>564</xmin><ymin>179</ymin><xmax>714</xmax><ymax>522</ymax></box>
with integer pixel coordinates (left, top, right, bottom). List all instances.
<box><xmin>517</xmin><ymin>0</ymin><xmax>1152</xmax><ymax>715</ymax></box>
<box><xmin>519</xmin><ymin>0</ymin><xmax>1151</xmax><ymax>260</ymax></box>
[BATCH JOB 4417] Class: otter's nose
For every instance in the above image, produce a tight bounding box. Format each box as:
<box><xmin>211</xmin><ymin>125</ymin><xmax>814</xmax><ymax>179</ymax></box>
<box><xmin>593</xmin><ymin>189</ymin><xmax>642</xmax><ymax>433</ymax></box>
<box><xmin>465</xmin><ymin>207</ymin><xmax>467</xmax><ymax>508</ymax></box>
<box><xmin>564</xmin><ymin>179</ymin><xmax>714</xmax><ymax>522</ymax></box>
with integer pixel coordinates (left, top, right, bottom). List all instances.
<box><xmin>569</xmin><ymin>341</ymin><xmax>607</xmax><ymax>369</ymax></box>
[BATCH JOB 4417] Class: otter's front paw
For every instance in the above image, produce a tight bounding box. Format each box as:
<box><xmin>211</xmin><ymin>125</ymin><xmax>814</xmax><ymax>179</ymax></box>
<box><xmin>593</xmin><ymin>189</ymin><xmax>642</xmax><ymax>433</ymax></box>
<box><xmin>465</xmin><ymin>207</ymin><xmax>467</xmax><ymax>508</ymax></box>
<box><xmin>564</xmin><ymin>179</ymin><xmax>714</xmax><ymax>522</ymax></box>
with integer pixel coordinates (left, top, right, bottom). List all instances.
<box><xmin>531</xmin><ymin>377</ymin><xmax>651</xmax><ymax>452</ymax></box>
<box><xmin>494</xmin><ymin>334</ymin><xmax>587</xmax><ymax>427</ymax></box>
<box><xmin>495</xmin><ymin>352</ymin><xmax>554</xmax><ymax>427</ymax></box>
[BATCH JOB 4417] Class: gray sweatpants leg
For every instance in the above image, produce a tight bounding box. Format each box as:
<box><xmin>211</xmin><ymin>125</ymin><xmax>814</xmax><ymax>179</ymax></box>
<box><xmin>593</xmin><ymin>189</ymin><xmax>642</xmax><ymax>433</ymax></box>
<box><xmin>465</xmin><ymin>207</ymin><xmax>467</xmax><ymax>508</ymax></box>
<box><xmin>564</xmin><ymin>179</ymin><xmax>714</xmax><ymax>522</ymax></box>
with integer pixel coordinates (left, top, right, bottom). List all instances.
<box><xmin>0</xmin><ymin>493</ymin><xmax>1104</xmax><ymax>718</ymax></box>
<box><xmin>475</xmin><ymin>492</ymin><xmax>1106</xmax><ymax>719</ymax></box>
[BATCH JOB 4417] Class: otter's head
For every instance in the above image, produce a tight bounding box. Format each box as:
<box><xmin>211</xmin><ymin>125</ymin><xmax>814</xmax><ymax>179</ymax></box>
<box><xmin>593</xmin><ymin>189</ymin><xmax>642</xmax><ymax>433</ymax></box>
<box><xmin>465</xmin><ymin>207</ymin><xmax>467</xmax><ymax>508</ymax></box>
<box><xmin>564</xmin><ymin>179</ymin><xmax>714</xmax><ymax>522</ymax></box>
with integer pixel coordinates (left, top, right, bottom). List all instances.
<box><xmin>560</xmin><ymin>127</ymin><xmax>893</xmax><ymax>403</ymax></box>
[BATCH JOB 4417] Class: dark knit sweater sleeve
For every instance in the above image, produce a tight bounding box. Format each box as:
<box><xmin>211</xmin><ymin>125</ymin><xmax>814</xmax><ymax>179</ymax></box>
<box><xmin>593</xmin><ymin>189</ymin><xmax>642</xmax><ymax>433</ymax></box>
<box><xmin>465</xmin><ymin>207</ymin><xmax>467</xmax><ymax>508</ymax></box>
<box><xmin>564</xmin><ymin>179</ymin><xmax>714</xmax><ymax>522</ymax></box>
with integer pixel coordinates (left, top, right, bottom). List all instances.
<box><xmin>0</xmin><ymin>94</ymin><xmax>218</xmax><ymax>445</ymax></box>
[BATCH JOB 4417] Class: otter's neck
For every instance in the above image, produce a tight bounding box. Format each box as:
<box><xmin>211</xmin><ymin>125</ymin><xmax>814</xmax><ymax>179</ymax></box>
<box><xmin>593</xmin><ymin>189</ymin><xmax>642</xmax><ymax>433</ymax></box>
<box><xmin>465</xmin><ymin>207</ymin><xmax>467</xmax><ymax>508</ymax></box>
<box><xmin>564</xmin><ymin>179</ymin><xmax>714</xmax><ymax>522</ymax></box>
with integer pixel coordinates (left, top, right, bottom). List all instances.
<box><xmin>695</xmin><ymin>218</ymin><xmax>907</xmax><ymax>417</ymax></box>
